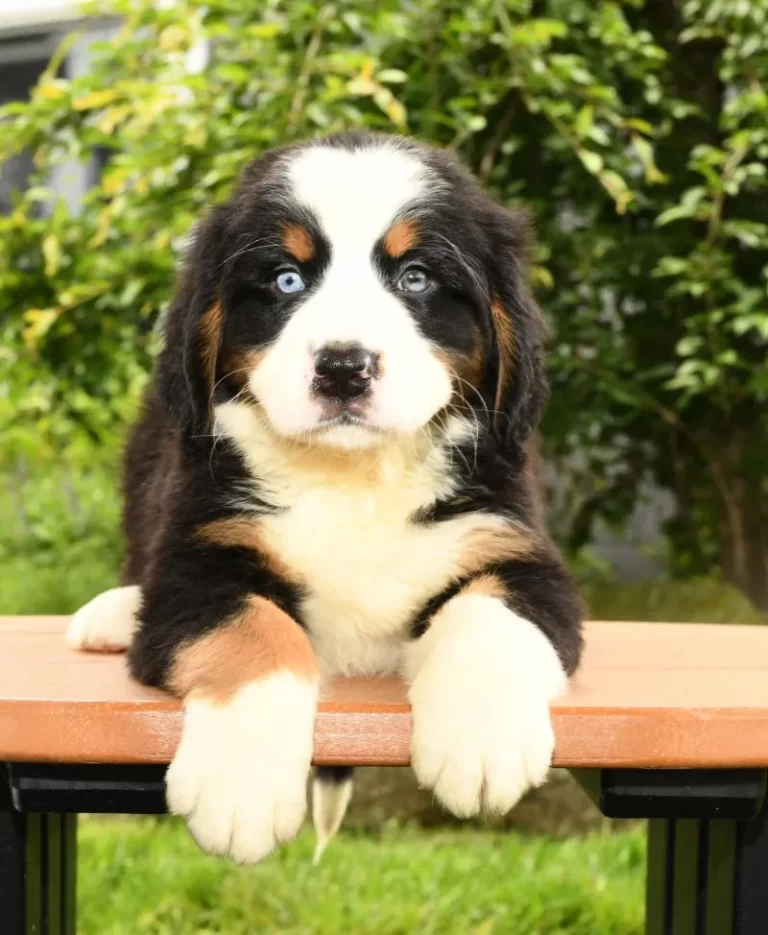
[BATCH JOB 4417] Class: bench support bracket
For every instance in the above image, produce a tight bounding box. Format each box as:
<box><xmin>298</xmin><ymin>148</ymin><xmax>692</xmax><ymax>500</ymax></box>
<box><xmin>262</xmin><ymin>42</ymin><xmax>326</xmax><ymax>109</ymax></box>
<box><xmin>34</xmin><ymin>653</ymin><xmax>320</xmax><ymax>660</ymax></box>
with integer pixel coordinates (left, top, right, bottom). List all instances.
<box><xmin>572</xmin><ymin>767</ymin><xmax>768</xmax><ymax>935</ymax></box>
<box><xmin>1</xmin><ymin>767</ymin><xmax>77</xmax><ymax>935</ymax></box>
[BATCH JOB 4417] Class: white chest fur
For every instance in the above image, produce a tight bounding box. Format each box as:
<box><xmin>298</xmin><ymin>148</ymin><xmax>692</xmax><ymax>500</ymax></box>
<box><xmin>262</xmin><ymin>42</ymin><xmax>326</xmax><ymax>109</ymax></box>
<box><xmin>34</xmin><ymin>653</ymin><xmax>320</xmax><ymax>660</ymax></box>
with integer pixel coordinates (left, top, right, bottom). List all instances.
<box><xmin>215</xmin><ymin>403</ymin><xmax>505</xmax><ymax>676</ymax></box>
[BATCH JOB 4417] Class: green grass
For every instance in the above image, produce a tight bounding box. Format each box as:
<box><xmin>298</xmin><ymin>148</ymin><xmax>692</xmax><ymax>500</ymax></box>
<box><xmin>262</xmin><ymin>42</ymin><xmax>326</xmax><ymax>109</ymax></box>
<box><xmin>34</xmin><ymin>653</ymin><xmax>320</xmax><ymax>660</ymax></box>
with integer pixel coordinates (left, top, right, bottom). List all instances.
<box><xmin>78</xmin><ymin>819</ymin><xmax>645</xmax><ymax>935</ymax></box>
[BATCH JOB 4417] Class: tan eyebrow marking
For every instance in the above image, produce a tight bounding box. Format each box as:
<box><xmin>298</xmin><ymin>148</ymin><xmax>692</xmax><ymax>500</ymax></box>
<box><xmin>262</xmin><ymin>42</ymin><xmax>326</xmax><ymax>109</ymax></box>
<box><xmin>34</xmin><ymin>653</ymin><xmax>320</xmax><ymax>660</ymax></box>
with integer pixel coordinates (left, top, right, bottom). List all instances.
<box><xmin>282</xmin><ymin>223</ymin><xmax>315</xmax><ymax>262</ymax></box>
<box><xmin>383</xmin><ymin>219</ymin><xmax>419</xmax><ymax>258</ymax></box>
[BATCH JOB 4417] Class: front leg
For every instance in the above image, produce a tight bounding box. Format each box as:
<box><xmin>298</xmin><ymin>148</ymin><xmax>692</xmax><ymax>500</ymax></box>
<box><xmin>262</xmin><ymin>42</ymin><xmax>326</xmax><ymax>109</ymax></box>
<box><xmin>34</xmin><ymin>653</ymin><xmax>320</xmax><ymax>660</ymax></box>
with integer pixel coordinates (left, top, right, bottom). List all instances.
<box><xmin>130</xmin><ymin>537</ymin><xmax>317</xmax><ymax>864</ymax></box>
<box><xmin>405</xmin><ymin>557</ymin><xmax>582</xmax><ymax>817</ymax></box>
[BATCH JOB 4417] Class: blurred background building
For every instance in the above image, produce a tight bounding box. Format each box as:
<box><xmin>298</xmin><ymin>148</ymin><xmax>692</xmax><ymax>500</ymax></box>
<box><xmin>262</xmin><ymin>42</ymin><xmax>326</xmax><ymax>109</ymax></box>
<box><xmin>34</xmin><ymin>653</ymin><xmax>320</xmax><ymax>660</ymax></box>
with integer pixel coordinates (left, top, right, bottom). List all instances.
<box><xmin>1</xmin><ymin>2</ymin><xmax>99</xmax><ymax>211</ymax></box>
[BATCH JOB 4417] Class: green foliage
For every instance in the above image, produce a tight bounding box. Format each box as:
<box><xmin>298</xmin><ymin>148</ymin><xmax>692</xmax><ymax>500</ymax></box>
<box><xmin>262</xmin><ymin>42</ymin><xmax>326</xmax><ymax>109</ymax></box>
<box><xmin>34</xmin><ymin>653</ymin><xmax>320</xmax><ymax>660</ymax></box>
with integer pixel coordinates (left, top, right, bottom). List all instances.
<box><xmin>0</xmin><ymin>459</ymin><xmax>122</xmax><ymax>613</ymax></box>
<box><xmin>1</xmin><ymin>0</ymin><xmax>766</xmax><ymax>601</ymax></box>
<box><xmin>78</xmin><ymin>819</ymin><xmax>645</xmax><ymax>934</ymax></box>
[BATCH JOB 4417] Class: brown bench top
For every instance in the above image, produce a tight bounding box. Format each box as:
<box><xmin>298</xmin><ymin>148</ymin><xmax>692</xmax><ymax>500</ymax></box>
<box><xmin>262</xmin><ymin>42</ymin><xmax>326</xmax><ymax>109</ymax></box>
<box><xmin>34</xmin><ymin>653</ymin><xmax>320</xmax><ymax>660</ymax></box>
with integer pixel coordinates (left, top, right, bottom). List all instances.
<box><xmin>1</xmin><ymin>617</ymin><xmax>768</xmax><ymax>769</ymax></box>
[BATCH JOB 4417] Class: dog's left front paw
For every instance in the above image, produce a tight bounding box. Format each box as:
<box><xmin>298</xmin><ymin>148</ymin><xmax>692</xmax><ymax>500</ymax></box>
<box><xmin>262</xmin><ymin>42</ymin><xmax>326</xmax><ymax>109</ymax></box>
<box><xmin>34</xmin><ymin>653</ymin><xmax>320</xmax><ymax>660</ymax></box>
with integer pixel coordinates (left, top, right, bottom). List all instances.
<box><xmin>405</xmin><ymin>593</ymin><xmax>567</xmax><ymax>818</ymax></box>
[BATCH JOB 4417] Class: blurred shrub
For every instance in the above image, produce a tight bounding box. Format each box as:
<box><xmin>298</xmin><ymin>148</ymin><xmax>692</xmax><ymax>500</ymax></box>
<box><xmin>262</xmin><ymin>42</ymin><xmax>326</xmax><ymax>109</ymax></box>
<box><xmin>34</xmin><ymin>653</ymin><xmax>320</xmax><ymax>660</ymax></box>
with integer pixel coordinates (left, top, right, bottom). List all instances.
<box><xmin>0</xmin><ymin>455</ymin><xmax>122</xmax><ymax>613</ymax></box>
<box><xmin>584</xmin><ymin>577</ymin><xmax>768</xmax><ymax>625</ymax></box>
<box><xmin>0</xmin><ymin>0</ymin><xmax>766</xmax><ymax>604</ymax></box>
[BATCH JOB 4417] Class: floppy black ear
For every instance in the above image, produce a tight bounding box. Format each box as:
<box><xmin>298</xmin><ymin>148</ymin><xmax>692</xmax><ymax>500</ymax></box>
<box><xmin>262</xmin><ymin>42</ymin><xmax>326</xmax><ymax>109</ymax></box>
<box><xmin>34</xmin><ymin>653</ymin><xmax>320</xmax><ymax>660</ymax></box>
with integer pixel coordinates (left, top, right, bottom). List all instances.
<box><xmin>154</xmin><ymin>149</ymin><xmax>292</xmax><ymax>438</ymax></box>
<box><xmin>155</xmin><ymin>206</ymin><xmax>229</xmax><ymax>438</ymax></box>
<box><xmin>482</xmin><ymin>205</ymin><xmax>549</xmax><ymax>448</ymax></box>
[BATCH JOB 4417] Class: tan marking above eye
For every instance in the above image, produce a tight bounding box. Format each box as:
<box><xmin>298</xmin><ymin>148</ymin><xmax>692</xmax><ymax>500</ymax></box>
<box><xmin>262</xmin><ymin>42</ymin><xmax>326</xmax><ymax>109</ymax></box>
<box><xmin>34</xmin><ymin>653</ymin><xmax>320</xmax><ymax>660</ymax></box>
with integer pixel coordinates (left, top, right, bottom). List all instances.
<box><xmin>383</xmin><ymin>220</ymin><xmax>419</xmax><ymax>258</ymax></box>
<box><xmin>282</xmin><ymin>223</ymin><xmax>315</xmax><ymax>263</ymax></box>
<box><xmin>169</xmin><ymin>595</ymin><xmax>318</xmax><ymax>702</ymax></box>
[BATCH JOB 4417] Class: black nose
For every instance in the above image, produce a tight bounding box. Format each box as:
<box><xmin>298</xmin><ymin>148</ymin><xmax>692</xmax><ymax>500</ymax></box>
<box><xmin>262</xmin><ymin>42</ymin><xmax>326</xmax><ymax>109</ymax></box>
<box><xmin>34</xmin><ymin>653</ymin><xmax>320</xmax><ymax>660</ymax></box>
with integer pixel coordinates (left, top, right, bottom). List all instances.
<box><xmin>313</xmin><ymin>344</ymin><xmax>375</xmax><ymax>401</ymax></box>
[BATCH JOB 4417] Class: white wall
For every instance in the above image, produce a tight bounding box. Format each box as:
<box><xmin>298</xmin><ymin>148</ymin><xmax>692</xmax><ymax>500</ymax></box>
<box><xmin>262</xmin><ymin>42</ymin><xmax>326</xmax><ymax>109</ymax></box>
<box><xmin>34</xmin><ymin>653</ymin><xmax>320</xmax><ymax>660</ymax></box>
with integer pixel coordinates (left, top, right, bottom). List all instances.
<box><xmin>0</xmin><ymin>1</ymin><xmax>78</xmax><ymax>33</ymax></box>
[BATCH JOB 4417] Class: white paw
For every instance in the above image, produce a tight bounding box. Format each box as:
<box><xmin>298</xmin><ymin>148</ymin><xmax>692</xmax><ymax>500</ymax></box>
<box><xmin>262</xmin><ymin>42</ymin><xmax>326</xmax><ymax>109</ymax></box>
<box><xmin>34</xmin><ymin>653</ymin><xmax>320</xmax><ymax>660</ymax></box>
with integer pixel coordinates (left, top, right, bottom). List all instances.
<box><xmin>405</xmin><ymin>593</ymin><xmax>567</xmax><ymax>818</ymax></box>
<box><xmin>167</xmin><ymin>673</ymin><xmax>318</xmax><ymax>864</ymax></box>
<box><xmin>66</xmin><ymin>585</ymin><xmax>141</xmax><ymax>652</ymax></box>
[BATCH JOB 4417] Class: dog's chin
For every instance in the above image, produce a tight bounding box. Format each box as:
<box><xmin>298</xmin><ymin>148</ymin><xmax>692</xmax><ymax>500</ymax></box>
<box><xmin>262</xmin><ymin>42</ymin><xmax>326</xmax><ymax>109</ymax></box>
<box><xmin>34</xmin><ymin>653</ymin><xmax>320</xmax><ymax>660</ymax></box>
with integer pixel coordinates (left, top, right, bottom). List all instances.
<box><xmin>305</xmin><ymin>412</ymin><xmax>392</xmax><ymax>451</ymax></box>
<box><xmin>312</xmin><ymin>420</ymin><xmax>386</xmax><ymax>451</ymax></box>
<box><xmin>257</xmin><ymin>393</ymin><xmax>442</xmax><ymax>453</ymax></box>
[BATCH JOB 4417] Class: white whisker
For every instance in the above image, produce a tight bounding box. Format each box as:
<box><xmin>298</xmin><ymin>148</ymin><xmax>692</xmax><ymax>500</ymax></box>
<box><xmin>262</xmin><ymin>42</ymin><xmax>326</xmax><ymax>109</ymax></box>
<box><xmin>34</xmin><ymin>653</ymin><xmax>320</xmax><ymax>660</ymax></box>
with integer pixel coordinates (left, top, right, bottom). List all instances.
<box><xmin>218</xmin><ymin>236</ymin><xmax>283</xmax><ymax>270</ymax></box>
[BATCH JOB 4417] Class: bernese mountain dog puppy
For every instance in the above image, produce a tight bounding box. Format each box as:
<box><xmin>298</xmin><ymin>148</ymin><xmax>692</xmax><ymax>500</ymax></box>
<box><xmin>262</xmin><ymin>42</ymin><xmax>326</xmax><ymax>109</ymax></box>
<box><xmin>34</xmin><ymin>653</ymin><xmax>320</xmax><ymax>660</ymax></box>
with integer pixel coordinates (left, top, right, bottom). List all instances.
<box><xmin>67</xmin><ymin>131</ymin><xmax>583</xmax><ymax>864</ymax></box>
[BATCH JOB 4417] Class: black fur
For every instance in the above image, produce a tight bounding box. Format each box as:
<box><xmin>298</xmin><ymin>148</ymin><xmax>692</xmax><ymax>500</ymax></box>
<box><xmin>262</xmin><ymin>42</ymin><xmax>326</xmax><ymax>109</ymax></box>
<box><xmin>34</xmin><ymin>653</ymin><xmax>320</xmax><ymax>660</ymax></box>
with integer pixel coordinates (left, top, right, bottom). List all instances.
<box><xmin>315</xmin><ymin>766</ymin><xmax>354</xmax><ymax>785</ymax></box>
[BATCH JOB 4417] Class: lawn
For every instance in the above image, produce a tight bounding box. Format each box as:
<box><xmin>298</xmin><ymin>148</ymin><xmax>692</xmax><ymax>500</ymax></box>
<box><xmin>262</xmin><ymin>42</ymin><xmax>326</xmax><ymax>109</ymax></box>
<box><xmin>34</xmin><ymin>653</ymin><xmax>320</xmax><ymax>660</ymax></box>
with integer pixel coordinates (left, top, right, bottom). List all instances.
<box><xmin>78</xmin><ymin>818</ymin><xmax>645</xmax><ymax>935</ymax></box>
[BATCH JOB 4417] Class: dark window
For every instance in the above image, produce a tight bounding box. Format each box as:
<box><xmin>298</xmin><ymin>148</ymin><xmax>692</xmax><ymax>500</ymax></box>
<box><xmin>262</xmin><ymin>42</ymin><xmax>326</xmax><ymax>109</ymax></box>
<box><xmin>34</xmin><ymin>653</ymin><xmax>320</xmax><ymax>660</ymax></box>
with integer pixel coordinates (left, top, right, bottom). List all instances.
<box><xmin>0</xmin><ymin>52</ymin><xmax>49</xmax><ymax>213</ymax></box>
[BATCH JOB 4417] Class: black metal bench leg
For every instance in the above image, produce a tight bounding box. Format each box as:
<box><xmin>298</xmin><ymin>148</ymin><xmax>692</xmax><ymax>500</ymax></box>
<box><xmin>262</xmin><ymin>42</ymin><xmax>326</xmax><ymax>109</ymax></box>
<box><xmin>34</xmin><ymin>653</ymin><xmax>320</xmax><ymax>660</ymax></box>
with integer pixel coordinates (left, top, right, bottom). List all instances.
<box><xmin>571</xmin><ymin>768</ymin><xmax>768</xmax><ymax>935</ymax></box>
<box><xmin>646</xmin><ymin>805</ymin><xmax>768</xmax><ymax>935</ymax></box>
<box><xmin>1</xmin><ymin>770</ymin><xmax>76</xmax><ymax>935</ymax></box>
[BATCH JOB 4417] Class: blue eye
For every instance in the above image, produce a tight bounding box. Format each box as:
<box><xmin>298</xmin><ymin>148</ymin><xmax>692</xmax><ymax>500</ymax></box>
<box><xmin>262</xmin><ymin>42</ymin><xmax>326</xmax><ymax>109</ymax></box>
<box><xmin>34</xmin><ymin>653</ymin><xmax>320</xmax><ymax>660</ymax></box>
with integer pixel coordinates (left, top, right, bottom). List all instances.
<box><xmin>397</xmin><ymin>267</ymin><xmax>431</xmax><ymax>294</ymax></box>
<box><xmin>276</xmin><ymin>270</ymin><xmax>305</xmax><ymax>294</ymax></box>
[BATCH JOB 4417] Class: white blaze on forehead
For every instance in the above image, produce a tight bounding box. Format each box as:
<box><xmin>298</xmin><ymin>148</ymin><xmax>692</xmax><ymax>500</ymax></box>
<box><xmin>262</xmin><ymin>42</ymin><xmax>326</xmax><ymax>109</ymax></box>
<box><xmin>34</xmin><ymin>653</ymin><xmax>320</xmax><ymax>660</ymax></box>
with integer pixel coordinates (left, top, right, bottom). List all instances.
<box><xmin>286</xmin><ymin>142</ymin><xmax>432</xmax><ymax>248</ymax></box>
<box><xmin>249</xmin><ymin>140</ymin><xmax>453</xmax><ymax>445</ymax></box>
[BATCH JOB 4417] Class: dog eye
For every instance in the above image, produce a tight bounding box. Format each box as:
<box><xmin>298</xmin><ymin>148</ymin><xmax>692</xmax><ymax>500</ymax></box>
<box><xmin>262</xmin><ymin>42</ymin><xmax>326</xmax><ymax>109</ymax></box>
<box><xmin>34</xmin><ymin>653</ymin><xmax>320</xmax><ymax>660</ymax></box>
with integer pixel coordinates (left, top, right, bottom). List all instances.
<box><xmin>275</xmin><ymin>270</ymin><xmax>305</xmax><ymax>295</ymax></box>
<box><xmin>397</xmin><ymin>267</ymin><xmax>431</xmax><ymax>294</ymax></box>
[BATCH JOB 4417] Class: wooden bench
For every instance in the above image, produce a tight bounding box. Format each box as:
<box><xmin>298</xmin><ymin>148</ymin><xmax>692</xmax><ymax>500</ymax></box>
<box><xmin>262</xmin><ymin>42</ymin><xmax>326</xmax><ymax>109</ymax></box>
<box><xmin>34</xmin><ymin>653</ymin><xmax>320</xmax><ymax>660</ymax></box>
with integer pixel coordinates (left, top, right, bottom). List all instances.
<box><xmin>2</xmin><ymin>617</ymin><xmax>768</xmax><ymax>935</ymax></box>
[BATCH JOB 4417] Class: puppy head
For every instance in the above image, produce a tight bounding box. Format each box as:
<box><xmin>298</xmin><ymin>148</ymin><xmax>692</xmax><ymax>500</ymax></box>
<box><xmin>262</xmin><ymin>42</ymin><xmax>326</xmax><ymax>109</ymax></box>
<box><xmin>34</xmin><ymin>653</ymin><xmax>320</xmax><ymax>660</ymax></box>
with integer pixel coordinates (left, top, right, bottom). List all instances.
<box><xmin>158</xmin><ymin>132</ymin><xmax>547</xmax><ymax>452</ymax></box>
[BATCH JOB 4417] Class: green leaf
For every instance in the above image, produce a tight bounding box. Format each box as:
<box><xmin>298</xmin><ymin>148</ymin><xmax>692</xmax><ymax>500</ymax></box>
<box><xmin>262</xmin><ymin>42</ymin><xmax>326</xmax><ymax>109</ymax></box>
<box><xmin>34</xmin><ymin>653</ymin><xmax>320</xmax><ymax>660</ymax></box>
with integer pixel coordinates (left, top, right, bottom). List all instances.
<box><xmin>372</xmin><ymin>87</ymin><xmax>407</xmax><ymax>128</ymax></box>
<box><xmin>42</xmin><ymin>235</ymin><xmax>62</xmax><ymax>278</ymax></box>
<box><xmin>722</xmin><ymin>220</ymin><xmax>768</xmax><ymax>248</ymax></box>
<box><xmin>72</xmin><ymin>88</ymin><xmax>118</xmax><ymax>111</ymax></box>
<box><xmin>656</xmin><ymin>187</ymin><xmax>707</xmax><ymax>226</ymax></box>
<box><xmin>376</xmin><ymin>69</ymin><xmax>408</xmax><ymax>84</ymax></box>
<box><xmin>574</xmin><ymin>104</ymin><xmax>594</xmax><ymax>138</ymax></box>
<box><xmin>676</xmin><ymin>336</ymin><xmax>703</xmax><ymax>356</ymax></box>
<box><xmin>248</xmin><ymin>22</ymin><xmax>282</xmax><ymax>39</ymax></box>
<box><xmin>578</xmin><ymin>149</ymin><xmax>604</xmax><ymax>175</ymax></box>
<box><xmin>214</xmin><ymin>64</ymin><xmax>251</xmax><ymax>84</ymax></box>
<box><xmin>22</xmin><ymin>308</ymin><xmax>60</xmax><ymax>349</ymax></box>
<box><xmin>732</xmin><ymin>314</ymin><xmax>768</xmax><ymax>339</ymax></box>
<box><xmin>632</xmin><ymin>134</ymin><xmax>665</xmax><ymax>183</ymax></box>
<box><xmin>599</xmin><ymin>170</ymin><xmax>633</xmax><ymax>213</ymax></box>
<box><xmin>465</xmin><ymin>114</ymin><xmax>487</xmax><ymax>133</ymax></box>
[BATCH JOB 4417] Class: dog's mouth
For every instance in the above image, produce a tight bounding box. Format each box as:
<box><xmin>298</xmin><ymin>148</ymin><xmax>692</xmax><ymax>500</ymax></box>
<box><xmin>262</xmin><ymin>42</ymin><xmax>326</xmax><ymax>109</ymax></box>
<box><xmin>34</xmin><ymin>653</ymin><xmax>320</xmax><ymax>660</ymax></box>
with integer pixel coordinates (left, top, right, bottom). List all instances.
<box><xmin>317</xmin><ymin>399</ymin><xmax>371</xmax><ymax>425</ymax></box>
<box><xmin>315</xmin><ymin>412</ymin><xmax>380</xmax><ymax>432</ymax></box>
<box><xmin>307</xmin><ymin>402</ymin><xmax>390</xmax><ymax>448</ymax></box>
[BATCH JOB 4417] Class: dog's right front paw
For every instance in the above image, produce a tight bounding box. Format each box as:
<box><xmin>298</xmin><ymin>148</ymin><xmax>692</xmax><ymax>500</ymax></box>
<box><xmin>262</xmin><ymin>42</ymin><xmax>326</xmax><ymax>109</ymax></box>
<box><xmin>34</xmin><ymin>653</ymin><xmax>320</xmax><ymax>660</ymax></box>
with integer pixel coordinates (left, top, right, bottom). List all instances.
<box><xmin>167</xmin><ymin>672</ymin><xmax>318</xmax><ymax>864</ymax></box>
<box><xmin>66</xmin><ymin>585</ymin><xmax>141</xmax><ymax>652</ymax></box>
